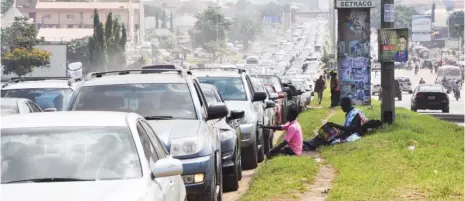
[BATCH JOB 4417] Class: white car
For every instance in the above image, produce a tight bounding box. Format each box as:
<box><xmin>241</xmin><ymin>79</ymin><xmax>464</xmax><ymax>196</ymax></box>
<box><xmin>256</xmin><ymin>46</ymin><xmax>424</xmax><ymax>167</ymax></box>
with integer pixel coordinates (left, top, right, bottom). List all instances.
<box><xmin>1</xmin><ymin>111</ymin><xmax>186</xmax><ymax>201</ymax></box>
<box><xmin>397</xmin><ymin>77</ymin><xmax>413</xmax><ymax>93</ymax></box>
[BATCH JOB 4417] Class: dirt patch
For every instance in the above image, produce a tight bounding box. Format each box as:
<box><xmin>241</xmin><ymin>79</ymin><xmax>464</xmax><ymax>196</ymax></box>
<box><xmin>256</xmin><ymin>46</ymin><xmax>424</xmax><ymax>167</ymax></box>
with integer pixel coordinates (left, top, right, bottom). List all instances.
<box><xmin>223</xmin><ymin>131</ymin><xmax>285</xmax><ymax>201</ymax></box>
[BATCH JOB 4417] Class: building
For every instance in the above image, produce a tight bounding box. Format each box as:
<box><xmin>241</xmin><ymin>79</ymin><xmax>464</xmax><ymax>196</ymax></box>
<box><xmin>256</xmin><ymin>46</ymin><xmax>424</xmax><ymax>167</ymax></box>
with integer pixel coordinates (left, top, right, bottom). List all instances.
<box><xmin>16</xmin><ymin>0</ymin><xmax>144</xmax><ymax>43</ymax></box>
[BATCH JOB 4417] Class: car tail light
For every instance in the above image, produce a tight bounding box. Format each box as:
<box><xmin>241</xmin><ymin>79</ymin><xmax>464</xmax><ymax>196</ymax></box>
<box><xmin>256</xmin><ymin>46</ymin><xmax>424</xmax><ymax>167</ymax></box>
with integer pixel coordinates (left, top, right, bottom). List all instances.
<box><xmin>416</xmin><ymin>93</ymin><xmax>424</xmax><ymax>98</ymax></box>
<box><xmin>441</xmin><ymin>94</ymin><xmax>448</xmax><ymax>100</ymax></box>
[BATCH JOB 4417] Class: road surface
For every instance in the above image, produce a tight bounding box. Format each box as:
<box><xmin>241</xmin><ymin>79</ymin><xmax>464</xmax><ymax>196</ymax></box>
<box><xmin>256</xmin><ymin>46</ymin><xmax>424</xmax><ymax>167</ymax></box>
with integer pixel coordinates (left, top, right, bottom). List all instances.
<box><xmin>372</xmin><ymin>68</ymin><xmax>464</xmax><ymax>115</ymax></box>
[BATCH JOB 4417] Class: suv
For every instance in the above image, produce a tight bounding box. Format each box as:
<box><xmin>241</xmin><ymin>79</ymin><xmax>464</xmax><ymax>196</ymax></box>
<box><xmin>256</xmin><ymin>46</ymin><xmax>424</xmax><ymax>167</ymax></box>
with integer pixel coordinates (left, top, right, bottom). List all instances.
<box><xmin>1</xmin><ymin>77</ymin><xmax>82</xmax><ymax>112</ymax></box>
<box><xmin>190</xmin><ymin>68</ymin><xmax>267</xmax><ymax>170</ymax></box>
<box><xmin>397</xmin><ymin>77</ymin><xmax>413</xmax><ymax>94</ymax></box>
<box><xmin>67</xmin><ymin>69</ymin><xmax>228</xmax><ymax>201</ymax></box>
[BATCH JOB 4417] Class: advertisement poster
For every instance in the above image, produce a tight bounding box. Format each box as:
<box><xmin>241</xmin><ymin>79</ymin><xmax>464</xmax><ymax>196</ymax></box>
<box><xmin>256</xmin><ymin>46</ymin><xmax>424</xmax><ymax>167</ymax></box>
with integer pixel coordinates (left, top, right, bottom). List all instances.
<box><xmin>337</xmin><ymin>8</ymin><xmax>371</xmax><ymax>105</ymax></box>
<box><xmin>379</xmin><ymin>28</ymin><xmax>409</xmax><ymax>62</ymax></box>
<box><xmin>412</xmin><ymin>15</ymin><xmax>432</xmax><ymax>41</ymax></box>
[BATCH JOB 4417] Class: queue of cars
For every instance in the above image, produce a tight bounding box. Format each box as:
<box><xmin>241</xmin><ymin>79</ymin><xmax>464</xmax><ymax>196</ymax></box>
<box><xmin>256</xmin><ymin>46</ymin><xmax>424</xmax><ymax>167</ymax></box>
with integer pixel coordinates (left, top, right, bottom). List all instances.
<box><xmin>1</xmin><ymin>20</ymin><xmax>324</xmax><ymax>201</ymax></box>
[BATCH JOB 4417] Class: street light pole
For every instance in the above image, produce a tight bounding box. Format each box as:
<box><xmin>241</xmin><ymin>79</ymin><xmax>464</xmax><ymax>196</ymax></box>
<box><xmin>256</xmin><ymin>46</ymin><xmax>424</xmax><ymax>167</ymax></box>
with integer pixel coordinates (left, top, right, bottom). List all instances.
<box><xmin>380</xmin><ymin>0</ymin><xmax>396</xmax><ymax>124</ymax></box>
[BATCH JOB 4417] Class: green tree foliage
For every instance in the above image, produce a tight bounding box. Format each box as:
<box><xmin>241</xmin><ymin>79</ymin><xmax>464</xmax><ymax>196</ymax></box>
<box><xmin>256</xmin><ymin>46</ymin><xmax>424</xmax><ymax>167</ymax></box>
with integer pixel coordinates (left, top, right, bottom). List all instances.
<box><xmin>1</xmin><ymin>0</ymin><xmax>13</xmax><ymax>14</ymax></box>
<box><xmin>161</xmin><ymin>10</ymin><xmax>167</xmax><ymax>28</ymax></box>
<box><xmin>191</xmin><ymin>6</ymin><xmax>231</xmax><ymax>48</ymax></box>
<box><xmin>229</xmin><ymin>14</ymin><xmax>261</xmax><ymax>51</ymax></box>
<box><xmin>88</xmin><ymin>9</ymin><xmax>127</xmax><ymax>71</ymax></box>
<box><xmin>371</xmin><ymin>4</ymin><xmax>418</xmax><ymax>30</ymax></box>
<box><xmin>448</xmin><ymin>10</ymin><xmax>464</xmax><ymax>41</ymax></box>
<box><xmin>1</xmin><ymin>17</ymin><xmax>51</xmax><ymax>77</ymax></box>
<box><xmin>67</xmin><ymin>37</ymin><xmax>90</xmax><ymax>64</ymax></box>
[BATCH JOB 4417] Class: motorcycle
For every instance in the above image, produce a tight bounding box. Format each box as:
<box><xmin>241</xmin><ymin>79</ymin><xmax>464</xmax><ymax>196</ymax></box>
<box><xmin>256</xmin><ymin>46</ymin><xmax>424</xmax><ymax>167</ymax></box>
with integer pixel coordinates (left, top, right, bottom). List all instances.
<box><xmin>415</xmin><ymin>67</ymin><xmax>419</xmax><ymax>75</ymax></box>
<box><xmin>454</xmin><ymin>89</ymin><xmax>460</xmax><ymax>101</ymax></box>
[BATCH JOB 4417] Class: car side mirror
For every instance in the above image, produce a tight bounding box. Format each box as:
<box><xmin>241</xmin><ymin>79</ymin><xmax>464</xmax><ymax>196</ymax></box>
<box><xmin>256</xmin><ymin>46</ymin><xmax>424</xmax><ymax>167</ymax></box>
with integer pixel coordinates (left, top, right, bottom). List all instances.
<box><xmin>269</xmin><ymin>92</ymin><xmax>279</xmax><ymax>100</ymax></box>
<box><xmin>265</xmin><ymin>100</ymin><xmax>276</xmax><ymax>109</ymax></box>
<box><xmin>152</xmin><ymin>157</ymin><xmax>183</xmax><ymax>178</ymax></box>
<box><xmin>283</xmin><ymin>87</ymin><xmax>290</xmax><ymax>93</ymax></box>
<box><xmin>207</xmin><ymin>103</ymin><xmax>228</xmax><ymax>120</ymax></box>
<box><xmin>253</xmin><ymin>91</ymin><xmax>267</xmax><ymax>102</ymax></box>
<box><xmin>43</xmin><ymin>108</ymin><xmax>57</xmax><ymax>112</ymax></box>
<box><xmin>228</xmin><ymin>109</ymin><xmax>244</xmax><ymax>120</ymax></box>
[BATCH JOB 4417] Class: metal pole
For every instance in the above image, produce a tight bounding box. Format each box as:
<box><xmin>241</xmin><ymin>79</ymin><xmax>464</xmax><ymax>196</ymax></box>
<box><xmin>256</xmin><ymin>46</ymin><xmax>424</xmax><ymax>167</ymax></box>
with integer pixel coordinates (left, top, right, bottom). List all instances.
<box><xmin>380</xmin><ymin>0</ymin><xmax>396</xmax><ymax>124</ymax></box>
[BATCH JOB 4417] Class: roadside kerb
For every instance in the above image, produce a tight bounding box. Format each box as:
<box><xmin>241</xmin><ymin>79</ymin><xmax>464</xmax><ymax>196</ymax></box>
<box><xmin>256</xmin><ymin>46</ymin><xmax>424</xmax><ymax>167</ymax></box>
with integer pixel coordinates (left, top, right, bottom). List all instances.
<box><xmin>425</xmin><ymin>113</ymin><xmax>465</xmax><ymax>123</ymax></box>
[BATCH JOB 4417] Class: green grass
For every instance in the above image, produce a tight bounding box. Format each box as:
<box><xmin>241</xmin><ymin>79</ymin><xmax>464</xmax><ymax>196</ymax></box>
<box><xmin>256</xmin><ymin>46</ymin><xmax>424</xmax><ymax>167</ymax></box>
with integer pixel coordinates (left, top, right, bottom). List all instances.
<box><xmin>320</xmin><ymin>101</ymin><xmax>464</xmax><ymax>201</ymax></box>
<box><xmin>239</xmin><ymin>89</ymin><xmax>333</xmax><ymax>201</ymax></box>
<box><xmin>238</xmin><ymin>157</ymin><xmax>319</xmax><ymax>201</ymax></box>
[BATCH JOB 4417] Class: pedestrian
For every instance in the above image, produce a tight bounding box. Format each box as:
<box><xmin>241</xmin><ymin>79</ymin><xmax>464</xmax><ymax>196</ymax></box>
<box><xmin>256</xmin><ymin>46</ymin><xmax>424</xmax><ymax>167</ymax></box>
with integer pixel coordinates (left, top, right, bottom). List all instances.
<box><xmin>314</xmin><ymin>75</ymin><xmax>326</xmax><ymax>105</ymax></box>
<box><xmin>259</xmin><ymin>108</ymin><xmax>303</xmax><ymax>159</ymax></box>
<box><xmin>303</xmin><ymin>97</ymin><xmax>368</xmax><ymax>150</ymax></box>
<box><xmin>330</xmin><ymin>71</ymin><xmax>340</xmax><ymax>107</ymax></box>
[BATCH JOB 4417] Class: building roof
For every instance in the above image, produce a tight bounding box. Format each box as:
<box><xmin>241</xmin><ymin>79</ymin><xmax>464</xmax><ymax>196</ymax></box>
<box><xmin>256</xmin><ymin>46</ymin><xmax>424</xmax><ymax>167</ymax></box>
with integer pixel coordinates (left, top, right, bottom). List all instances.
<box><xmin>35</xmin><ymin>1</ymin><xmax>141</xmax><ymax>10</ymax></box>
<box><xmin>38</xmin><ymin>28</ymin><xmax>93</xmax><ymax>42</ymax></box>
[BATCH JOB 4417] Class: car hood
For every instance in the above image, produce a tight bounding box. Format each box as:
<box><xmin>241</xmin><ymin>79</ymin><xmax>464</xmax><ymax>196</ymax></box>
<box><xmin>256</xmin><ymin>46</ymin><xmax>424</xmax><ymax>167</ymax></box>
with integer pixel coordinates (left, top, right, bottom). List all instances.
<box><xmin>147</xmin><ymin>120</ymin><xmax>200</xmax><ymax>145</ymax></box>
<box><xmin>2</xmin><ymin>179</ymin><xmax>147</xmax><ymax>201</ymax></box>
<box><xmin>225</xmin><ymin>100</ymin><xmax>250</xmax><ymax>111</ymax></box>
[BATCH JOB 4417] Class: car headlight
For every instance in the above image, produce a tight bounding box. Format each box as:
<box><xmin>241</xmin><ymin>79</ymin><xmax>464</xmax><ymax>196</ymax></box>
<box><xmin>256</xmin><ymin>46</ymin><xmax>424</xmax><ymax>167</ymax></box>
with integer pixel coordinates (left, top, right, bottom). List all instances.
<box><xmin>170</xmin><ymin>137</ymin><xmax>202</xmax><ymax>157</ymax></box>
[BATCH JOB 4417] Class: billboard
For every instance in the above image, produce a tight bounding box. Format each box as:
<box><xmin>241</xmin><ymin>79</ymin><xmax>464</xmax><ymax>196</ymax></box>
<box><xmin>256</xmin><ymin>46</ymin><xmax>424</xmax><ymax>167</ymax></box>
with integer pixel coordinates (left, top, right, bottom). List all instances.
<box><xmin>263</xmin><ymin>16</ymin><xmax>281</xmax><ymax>25</ymax></box>
<box><xmin>379</xmin><ymin>28</ymin><xmax>409</xmax><ymax>62</ymax></box>
<box><xmin>335</xmin><ymin>0</ymin><xmax>375</xmax><ymax>8</ymax></box>
<box><xmin>412</xmin><ymin>15</ymin><xmax>432</xmax><ymax>32</ymax></box>
<box><xmin>337</xmin><ymin>9</ymin><xmax>371</xmax><ymax>105</ymax></box>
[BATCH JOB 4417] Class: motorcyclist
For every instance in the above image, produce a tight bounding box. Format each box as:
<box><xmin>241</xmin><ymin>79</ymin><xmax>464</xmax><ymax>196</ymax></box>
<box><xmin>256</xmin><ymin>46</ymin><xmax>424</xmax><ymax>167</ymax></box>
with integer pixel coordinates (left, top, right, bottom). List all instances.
<box><xmin>414</xmin><ymin>62</ymin><xmax>419</xmax><ymax>74</ymax></box>
<box><xmin>419</xmin><ymin>78</ymin><xmax>426</xmax><ymax>84</ymax></box>
<box><xmin>452</xmin><ymin>79</ymin><xmax>461</xmax><ymax>98</ymax></box>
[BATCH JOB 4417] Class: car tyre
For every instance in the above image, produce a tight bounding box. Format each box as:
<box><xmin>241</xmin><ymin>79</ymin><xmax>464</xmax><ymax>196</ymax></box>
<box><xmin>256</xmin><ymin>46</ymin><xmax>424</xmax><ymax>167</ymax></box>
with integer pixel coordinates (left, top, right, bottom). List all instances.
<box><xmin>197</xmin><ymin>153</ymin><xmax>223</xmax><ymax>201</ymax></box>
<box><xmin>263</xmin><ymin>128</ymin><xmax>271</xmax><ymax>153</ymax></box>
<box><xmin>223</xmin><ymin>153</ymin><xmax>240</xmax><ymax>192</ymax></box>
<box><xmin>242</xmin><ymin>139</ymin><xmax>258</xmax><ymax>170</ymax></box>
<box><xmin>442</xmin><ymin>107</ymin><xmax>449</xmax><ymax>113</ymax></box>
<box><xmin>257</xmin><ymin>133</ymin><xmax>265</xmax><ymax>163</ymax></box>
<box><xmin>398</xmin><ymin>96</ymin><xmax>402</xmax><ymax>101</ymax></box>
<box><xmin>409</xmin><ymin>90</ymin><xmax>413</xmax><ymax>94</ymax></box>
<box><xmin>411</xmin><ymin>106</ymin><xmax>417</xmax><ymax>112</ymax></box>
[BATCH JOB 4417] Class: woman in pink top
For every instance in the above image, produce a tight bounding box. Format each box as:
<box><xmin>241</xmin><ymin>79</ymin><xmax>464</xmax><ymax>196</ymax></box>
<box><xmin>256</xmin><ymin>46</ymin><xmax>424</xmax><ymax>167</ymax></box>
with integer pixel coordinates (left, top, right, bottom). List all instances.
<box><xmin>259</xmin><ymin>108</ymin><xmax>303</xmax><ymax>159</ymax></box>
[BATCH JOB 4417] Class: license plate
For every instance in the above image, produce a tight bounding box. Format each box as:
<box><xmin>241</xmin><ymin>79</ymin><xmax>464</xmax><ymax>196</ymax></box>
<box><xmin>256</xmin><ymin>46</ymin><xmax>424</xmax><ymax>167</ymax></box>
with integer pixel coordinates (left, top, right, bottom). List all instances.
<box><xmin>428</xmin><ymin>96</ymin><xmax>435</xmax><ymax>100</ymax></box>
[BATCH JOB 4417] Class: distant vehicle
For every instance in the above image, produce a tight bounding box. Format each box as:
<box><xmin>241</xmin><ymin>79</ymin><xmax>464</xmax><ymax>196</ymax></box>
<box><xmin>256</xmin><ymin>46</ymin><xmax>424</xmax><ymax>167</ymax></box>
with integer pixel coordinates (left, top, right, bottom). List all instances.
<box><xmin>411</xmin><ymin>84</ymin><xmax>449</xmax><ymax>113</ymax></box>
<box><xmin>1</xmin><ymin>111</ymin><xmax>186</xmax><ymax>201</ymax></box>
<box><xmin>396</xmin><ymin>77</ymin><xmax>413</xmax><ymax>94</ymax></box>
<box><xmin>245</xmin><ymin>56</ymin><xmax>259</xmax><ymax>65</ymax></box>
<box><xmin>1</xmin><ymin>97</ymin><xmax>42</xmax><ymax>116</ymax></box>
<box><xmin>436</xmin><ymin>65</ymin><xmax>462</xmax><ymax>82</ymax></box>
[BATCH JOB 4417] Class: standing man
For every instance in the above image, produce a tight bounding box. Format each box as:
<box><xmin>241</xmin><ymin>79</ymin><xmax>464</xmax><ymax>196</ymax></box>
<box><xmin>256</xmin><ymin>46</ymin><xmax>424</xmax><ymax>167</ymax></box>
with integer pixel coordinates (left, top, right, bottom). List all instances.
<box><xmin>330</xmin><ymin>71</ymin><xmax>340</xmax><ymax>107</ymax></box>
<box><xmin>314</xmin><ymin>75</ymin><xmax>326</xmax><ymax>105</ymax></box>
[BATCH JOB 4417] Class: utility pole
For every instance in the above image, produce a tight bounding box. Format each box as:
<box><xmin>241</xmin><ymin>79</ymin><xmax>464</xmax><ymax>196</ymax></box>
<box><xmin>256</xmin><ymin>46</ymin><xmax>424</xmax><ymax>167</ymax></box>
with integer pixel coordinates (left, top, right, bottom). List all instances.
<box><xmin>380</xmin><ymin>0</ymin><xmax>395</xmax><ymax>124</ymax></box>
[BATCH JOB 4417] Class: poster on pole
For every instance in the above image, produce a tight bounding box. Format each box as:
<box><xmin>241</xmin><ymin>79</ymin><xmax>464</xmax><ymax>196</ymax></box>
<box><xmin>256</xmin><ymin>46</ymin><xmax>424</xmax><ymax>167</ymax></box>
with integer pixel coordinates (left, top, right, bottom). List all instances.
<box><xmin>378</xmin><ymin>28</ymin><xmax>409</xmax><ymax>62</ymax></box>
<box><xmin>337</xmin><ymin>9</ymin><xmax>371</xmax><ymax>105</ymax></box>
<box><xmin>383</xmin><ymin>4</ymin><xmax>395</xmax><ymax>22</ymax></box>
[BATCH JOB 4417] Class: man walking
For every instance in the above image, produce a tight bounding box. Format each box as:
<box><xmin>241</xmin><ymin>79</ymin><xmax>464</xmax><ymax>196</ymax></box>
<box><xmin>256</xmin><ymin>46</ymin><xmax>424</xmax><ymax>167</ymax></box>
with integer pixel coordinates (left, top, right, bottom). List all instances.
<box><xmin>330</xmin><ymin>71</ymin><xmax>340</xmax><ymax>107</ymax></box>
<box><xmin>314</xmin><ymin>75</ymin><xmax>326</xmax><ymax>105</ymax></box>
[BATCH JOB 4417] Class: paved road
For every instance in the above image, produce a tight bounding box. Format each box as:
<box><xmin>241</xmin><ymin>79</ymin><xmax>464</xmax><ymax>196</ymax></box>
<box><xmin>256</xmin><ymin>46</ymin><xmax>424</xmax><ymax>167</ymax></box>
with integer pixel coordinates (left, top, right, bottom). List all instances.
<box><xmin>372</xmin><ymin>69</ymin><xmax>464</xmax><ymax>115</ymax></box>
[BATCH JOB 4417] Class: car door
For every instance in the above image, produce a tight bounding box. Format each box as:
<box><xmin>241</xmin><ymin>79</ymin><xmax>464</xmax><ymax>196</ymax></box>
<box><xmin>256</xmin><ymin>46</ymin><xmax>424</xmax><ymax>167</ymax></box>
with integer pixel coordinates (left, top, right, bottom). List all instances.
<box><xmin>136</xmin><ymin>121</ymin><xmax>169</xmax><ymax>201</ymax></box>
<box><xmin>140</xmin><ymin>120</ymin><xmax>182</xmax><ymax>201</ymax></box>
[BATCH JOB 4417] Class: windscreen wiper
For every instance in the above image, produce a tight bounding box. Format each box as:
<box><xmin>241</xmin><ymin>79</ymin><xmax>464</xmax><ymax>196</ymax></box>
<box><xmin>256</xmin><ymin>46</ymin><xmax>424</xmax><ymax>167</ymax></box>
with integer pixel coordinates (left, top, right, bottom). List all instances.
<box><xmin>4</xmin><ymin>177</ymin><xmax>95</xmax><ymax>184</ymax></box>
<box><xmin>144</xmin><ymin>116</ymin><xmax>174</xmax><ymax>120</ymax></box>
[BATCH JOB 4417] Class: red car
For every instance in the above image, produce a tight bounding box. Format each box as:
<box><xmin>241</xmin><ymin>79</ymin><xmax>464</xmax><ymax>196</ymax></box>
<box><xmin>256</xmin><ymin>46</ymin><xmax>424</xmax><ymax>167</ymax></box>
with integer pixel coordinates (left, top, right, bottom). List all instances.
<box><xmin>264</xmin><ymin>84</ymin><xmax>283</xmax><ymax>125</ymax></box>
<box><xmin>259</xmin><ymin>75</ymin><xmax>288</xmax><ymax>124</ymax></box>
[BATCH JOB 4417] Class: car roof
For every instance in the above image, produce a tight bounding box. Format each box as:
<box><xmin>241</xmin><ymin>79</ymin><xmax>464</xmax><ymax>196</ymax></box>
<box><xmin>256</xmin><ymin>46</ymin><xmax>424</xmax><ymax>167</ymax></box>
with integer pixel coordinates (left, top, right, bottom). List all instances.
<box><xmin>1</xmin><ymin>111</ymin><xmax>137</xmax><ymax>129</ymax></box>
<box><xmin>82</xmin><ymin>73</ymin><xmax>186</xmax><ymax>86</ymax></box>
<box><xmin>2</xmin><ymin>79</ymin><xmax>73</xmax><ymax>90</ymax></box>
<box><xmin>191</xmin><ymin>70</ymin><xmax>242</xmax><ymax>78</ymax></box>
<box><xmin>1</xmin><ymin>97</ymin><xmax>25</xmax><ymax>105</ymax></box>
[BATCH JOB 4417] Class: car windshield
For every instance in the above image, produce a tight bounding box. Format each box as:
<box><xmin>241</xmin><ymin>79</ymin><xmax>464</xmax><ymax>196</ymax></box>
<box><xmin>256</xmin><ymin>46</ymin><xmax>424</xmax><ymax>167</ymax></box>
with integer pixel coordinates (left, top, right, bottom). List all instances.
<box><xmin>1</xmin><ymin>88</ymin><xmax>72</xmax><ymax>111</ymax></box>
<box><xmin>1</xmin><ymin>105</ymin><xmax>19</xmax><ymax>116</ymax></box>
<box><xmin>200</xmin><ymin>85</ymin><xmax>219</xmax><ymax>105</ymax></box>
<box><xmin>419</xmin><ymin>86</ymin><xmax>444</xmax><ymax>92</ymax></box>
<box><xmin>1</xmin><ymin>126</ymin><xmax>142</xmax><ymax>183</ymax></box>
<box><xmin>250</xmin><ymin>78</ymin><xmax>265</xmax><ymax>93</ymax></box>
<box><xmin>198</xmin><ymin>77</ymin><xmax>247</xmax><ymax>101</ymax></box>
<box><xmin>259</xmin><ymin>76</ymin><xmax>283</xmax><ymax>92</ymax></box>
<box><xmin>71</xmin><ymin>83</ymin><xmax>197</xmax><ymax>119</ymax></box>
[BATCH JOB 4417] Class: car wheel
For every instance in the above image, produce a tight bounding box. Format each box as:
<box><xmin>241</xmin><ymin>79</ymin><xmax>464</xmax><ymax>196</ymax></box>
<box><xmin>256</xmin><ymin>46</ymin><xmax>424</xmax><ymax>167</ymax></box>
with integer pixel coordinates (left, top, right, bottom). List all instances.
<box><xmin>442</xmin><ymin>107</ymin><xmax>449</xmax><ymax>113</ymax></box>
<box><xmin>411</xmin><ymin>106</ymin><xmax>417</xmax><ymax>112</ymax></box>
<box><xmin>263</xmin><ymin>128</ymin><xmax>271</xmax><ymax>153</ymax></box>
<box><xmin>223</xmin><ymin>152</ymin><xmax>240</xmax><ymax>192</ymax></box>
<box><xmin>398</xmin><ymin>96</ymin><xmax>402</xmax><ymax>101</ymax></box>
<box><xmin>238</xmin><ymin>157</ymin><xmax>243</xmax><ymax>181</ymax></box>
<box><xmin>242</xmin><ymin>139</ymin><xmax>258</xmax><ymax>170</ymax></box>
<box><xmin>409</xmin><ymin>90</ymin><xmax>413</xmax><ymax>94</ymax></box>
<box><xmin>197</xmin><ymin>154</ymin><xmax>222</xmax><ymax>201</ymax></box>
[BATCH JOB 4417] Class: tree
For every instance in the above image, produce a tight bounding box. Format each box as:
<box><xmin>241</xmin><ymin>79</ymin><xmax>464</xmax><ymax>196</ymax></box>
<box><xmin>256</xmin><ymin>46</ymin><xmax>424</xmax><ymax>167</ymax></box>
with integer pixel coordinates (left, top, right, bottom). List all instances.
<box><xmin>155</xmin><ymin>11</ymin><xmax>160</xmax><ymax>28</ymax></box>
<box><xmin>192</xmin><ymin>6</ymin><xmax>231</xmax><ymax>48</ymax></box>
<box><xmin>170</xmin><ymin>12</ymin><xmax>174</xmax><ymax>32</ymax></box>
<box><xmin>448</xmin><ymin>10</ymin><xmax>464</xmax><ymax>42</ymax></box>
<box><xmin>143</xmin><ymin>4</ymin><xmax>162</xmax><ymax>17</ymax></box>
<box><xmin>1</xmin><ymin>17</ymin><xmax>51</xmax><ymax>77</ymax></box>
<box><xmin>67</xmin><ymin>37</ymin><xmax>90</xmax><ymax>64</ymax></box>
<box><xmin>203</xmin><ymin>40</ymin><xmax>226</xmax><ymax>61</ymax></box>
<box><xmin>371</xmin><ymin>4</ymin><xmax>418</xmax><ymax>30</ymax></box>
<box><xmin>161</xmin><ymin>10</ymin><xmax>167</xmax><ymax>28</ymax></box>
<box><xmin>229</xmin><ymin>14</ymin><xmax>261</xmax><ymax>51</ymax></box>
<box><xmin>1</xmin><ymin>0</ymin><xmax>13</xmax><ymax>14</ymax></box>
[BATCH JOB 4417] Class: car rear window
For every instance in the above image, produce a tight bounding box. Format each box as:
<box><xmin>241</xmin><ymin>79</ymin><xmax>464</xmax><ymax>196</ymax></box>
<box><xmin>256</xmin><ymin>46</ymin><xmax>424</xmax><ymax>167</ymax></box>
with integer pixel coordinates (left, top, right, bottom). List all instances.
<box><xmin>419</xmin><ymin>86</ymin><xmax>444</xmax><ymax>92</ymax></box>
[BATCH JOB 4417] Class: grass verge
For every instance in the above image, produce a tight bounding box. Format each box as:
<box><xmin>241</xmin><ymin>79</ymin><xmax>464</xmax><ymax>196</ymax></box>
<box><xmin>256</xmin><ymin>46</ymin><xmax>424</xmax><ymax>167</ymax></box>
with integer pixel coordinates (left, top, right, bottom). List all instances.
<box><xmin>239</xmin><ymin>89</ymin><xmax>332</xmax><ymax>201</ymax></box>
<box><xmin>321</xmin><ymin>101</ymin><xmax>464</xmax><ymax>201</ymax></box>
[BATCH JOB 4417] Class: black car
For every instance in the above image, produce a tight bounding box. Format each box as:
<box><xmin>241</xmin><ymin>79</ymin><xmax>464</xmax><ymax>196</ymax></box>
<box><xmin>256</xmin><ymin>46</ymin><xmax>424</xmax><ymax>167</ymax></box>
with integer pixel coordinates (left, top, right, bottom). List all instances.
<box><xmin>411</xmin><ymin>84</ymin><xmax>449</xmax><ymax>113</ymax></box>
<box><xmin>200</xmin><ymin>83</ymin><xmax>244</xmax><ymax>191</ymax></box>
<box><xmin>282</xmin><ymin>82</ymin><xmax>303</xmax><ymax>112</ymax></box>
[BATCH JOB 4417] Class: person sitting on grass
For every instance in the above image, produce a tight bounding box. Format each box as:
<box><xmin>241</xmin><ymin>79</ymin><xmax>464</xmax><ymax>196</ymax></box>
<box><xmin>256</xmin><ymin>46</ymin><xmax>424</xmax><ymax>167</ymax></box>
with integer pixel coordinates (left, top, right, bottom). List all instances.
<box><xmin>303</xmin><ymin>97</ymin><xmax>368</xmax><ymax>151</ymax></box>
<box><xmin>259</xmin><ymin>108</ymin><xmax>303</xmax><ymax>159</ymax></box>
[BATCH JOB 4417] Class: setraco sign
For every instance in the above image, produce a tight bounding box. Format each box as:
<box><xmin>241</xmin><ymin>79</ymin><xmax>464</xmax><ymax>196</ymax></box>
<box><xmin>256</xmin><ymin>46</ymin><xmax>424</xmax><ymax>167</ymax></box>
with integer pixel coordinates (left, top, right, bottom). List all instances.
<box><xmin>336</xmin><ymin>0</ymin><xmax>375</xmax><ymax>8</ymax></box>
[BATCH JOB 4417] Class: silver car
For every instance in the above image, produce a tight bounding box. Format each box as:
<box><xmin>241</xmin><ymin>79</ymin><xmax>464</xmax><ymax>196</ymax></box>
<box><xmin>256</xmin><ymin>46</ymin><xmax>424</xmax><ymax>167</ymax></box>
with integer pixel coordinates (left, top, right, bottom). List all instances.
<box><xmin>1</xmin><ymin>111</ymin><xmax>186</xmax><ymax>201</ymax></box>
<box><xmin>397</xmin><ymin>77</ymin><xmax>413</xmax><ymax>94</ymax></box>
